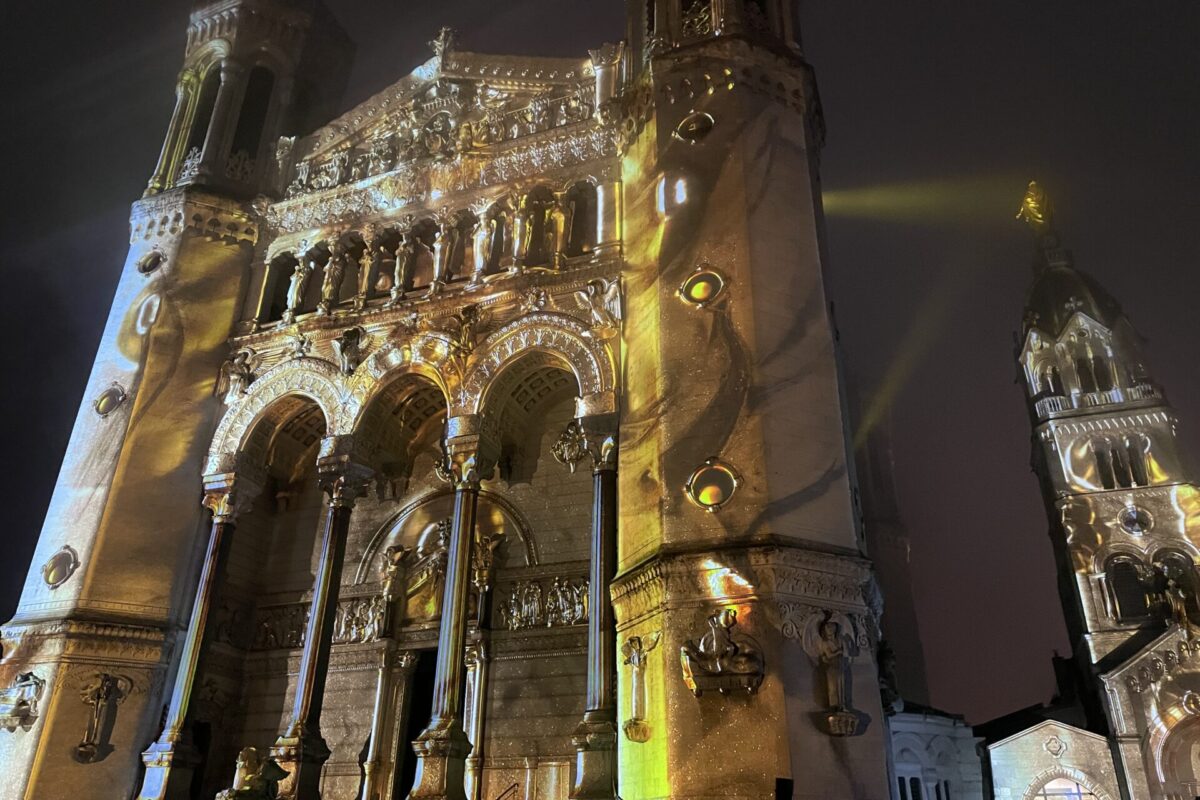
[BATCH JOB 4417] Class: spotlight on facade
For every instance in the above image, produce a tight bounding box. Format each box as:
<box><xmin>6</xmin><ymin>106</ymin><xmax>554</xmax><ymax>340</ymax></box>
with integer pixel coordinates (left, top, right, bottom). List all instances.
<box><xmin>678</xmin><ymin>266</ymin><xmax>727</xmax><ymax>307</ymax></box>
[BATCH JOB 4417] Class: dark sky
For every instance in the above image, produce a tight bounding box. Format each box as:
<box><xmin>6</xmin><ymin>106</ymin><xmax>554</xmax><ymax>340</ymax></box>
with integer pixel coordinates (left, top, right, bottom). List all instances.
<box><xmin>2</xmin><ymin>2</ymin><xmax>1197</xmax><ymax>725</ymax></box>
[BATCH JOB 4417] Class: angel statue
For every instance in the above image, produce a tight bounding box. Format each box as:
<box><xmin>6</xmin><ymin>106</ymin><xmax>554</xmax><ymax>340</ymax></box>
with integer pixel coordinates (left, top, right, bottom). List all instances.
<box><xmin>215</xmin><ymin>348</ymin><xmax>257</xmax><ymax>405</ymax></box>
<box><xmin>622</xmin><ymin>631</ymin><xmax>661</xmax><ymax>741</ymax></box>
<box><xmin>215</xmin><ymin>747</ymin><xmax>289</xmax><ymax>800</ymax></box>
<box><xmin>332</xmin><ymin>327</ymin><xmax>367</xmax><ymax>375</ymax></box>
<box><xmin>573</xmin><ymin>278</ymin><xmax>622</xmax><ymax>338</ymax></box>
<box><xmin>1016</xmin><ymin>180</ymin><xmax>1054</xmax><ymax>236</ymax></box>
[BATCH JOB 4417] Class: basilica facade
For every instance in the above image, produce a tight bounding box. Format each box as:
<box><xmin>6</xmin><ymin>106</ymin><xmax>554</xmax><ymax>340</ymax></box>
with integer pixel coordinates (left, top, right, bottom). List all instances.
<box><xmin>0</xmin><ymin>2</ymin><xmax>893</xmax><ymax>799</ymax></box>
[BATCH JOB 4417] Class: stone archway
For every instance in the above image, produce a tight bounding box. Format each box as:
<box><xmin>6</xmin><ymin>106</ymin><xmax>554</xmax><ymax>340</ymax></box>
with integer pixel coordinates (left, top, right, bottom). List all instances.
<box><xmin>1022</xmin><ymin>767</ymin><xmax>1115</xmax><ymax>800</ymax></box>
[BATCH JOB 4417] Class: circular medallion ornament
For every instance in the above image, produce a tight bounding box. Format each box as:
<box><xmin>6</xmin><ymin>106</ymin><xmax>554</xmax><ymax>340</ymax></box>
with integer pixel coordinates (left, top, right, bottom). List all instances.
<box><xmin>1118</xmin><ymin>505</ymin><xmax>1153</xmax><ymax>535</ymax></box>
<box><xmin>42</xmin><ymin>546</ymin><xmax>80</xmax><ymax>589</ymax></box>
<box><xmin>674</xmin><ymin>111</ymin><xmax>715</xmax><ymax>144</ymax></box>
<box><xmin>137</xmin><ymin>250</ymin><xmax>165</xmax><ymax>274</ymax></box>
<box><xmin>685</xmin><ymin>458</ymin><xmax>741</xmax><ymax>512</ymax></box>
<box><xmin>679</xmin><ymin>267</ymin><xmax>728</xmax><ymax>308</ymax></box>
<box><xmin>94</xmin><ymin>383</ymin><xmax>127</xmax><ymax>418</ymax></box>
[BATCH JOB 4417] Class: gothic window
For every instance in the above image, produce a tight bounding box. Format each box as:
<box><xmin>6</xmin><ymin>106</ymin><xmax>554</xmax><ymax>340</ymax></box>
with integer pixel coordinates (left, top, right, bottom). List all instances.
<box><xmin>228</xmin><ymin>66</ymin><xmax>276</xmax><ymax>177</ymax></box>
<box><xmin>1107</xmin><ymin>556</ymin><xmax>1150</xmax><ymax>621</ymax></box>
<box><xmin>1109</xmin><ymin>444</ymin><xmax>1133</xmax><ymax>488</ymax></box>
<box><xmin>908</xmin><ymin>777</ymin><xmax>924</xmax><ymax>800</ymax></box>
<box><xmin>1032</xmin><ymin>777</ymin><xmax>1098</xmax><ymax>798</ymax></box>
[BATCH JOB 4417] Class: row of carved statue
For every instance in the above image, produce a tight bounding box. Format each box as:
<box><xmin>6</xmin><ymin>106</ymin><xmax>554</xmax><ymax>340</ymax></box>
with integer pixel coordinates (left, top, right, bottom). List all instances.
<box><xmin>266</xmin><ymin>181</ymin><xmax>598</xmax><ymax>324</ymax></box>
<box><xmin>281</xmin><ymin>76</ymin><xmax>596</xmax><ymax>199</ymax></box>
<box><xmin>496</xmin><ymin>576</ymin><xmax>589</xmax><ymax>631</ymax></box>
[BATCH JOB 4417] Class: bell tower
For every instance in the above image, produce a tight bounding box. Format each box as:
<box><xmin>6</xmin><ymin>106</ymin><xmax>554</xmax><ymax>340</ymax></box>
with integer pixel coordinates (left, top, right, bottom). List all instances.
<box><xmin>611</xmin><ymin>1</ymin><xmax>891</xmax><ymax>797</ymax></box>
<box><xmin>1015</xmin><ymin>182</ymin><xmax>1200</xmax><ymax>726</ymax></box>
<box><xmin>0</xmin><ymin>4</ymin><xmax>351</xmax><ymax>800</ymax></box>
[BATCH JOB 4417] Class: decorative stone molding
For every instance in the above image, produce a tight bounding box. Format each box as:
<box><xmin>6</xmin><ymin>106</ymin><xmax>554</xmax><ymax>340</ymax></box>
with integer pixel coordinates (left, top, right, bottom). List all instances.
<box><xmin>130</xmin><ymin>191</ymin><xmax>259</xmax><ymax>245</ymax></box>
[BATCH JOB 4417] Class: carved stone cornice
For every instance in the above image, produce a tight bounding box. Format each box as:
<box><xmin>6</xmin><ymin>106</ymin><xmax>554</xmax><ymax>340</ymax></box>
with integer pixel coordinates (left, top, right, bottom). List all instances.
<box><xmin>0</xmin><ymin>620</ymin><xmax>171</xmax><ymax>667</ymax></box>
<box><xmin>130</xmin><ymin>189</ymin><xmax>260</xmax><ymax>245</ymax></box>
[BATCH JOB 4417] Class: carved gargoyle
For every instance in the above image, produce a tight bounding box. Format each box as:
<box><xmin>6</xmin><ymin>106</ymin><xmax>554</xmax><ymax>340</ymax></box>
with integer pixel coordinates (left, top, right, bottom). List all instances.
<box><xmin>215</xmin><ymin>747</ymin><xmax>289</xmax><ymax>800</ymax></box>
<box><xmin>679</xmin><ymin>609</ymin><xmax>764</xmax><ymax>697</ymax></box>
<box><xmin>0</xmin><ymin>672</ymin><xmax>46</xmax><ymax>733</ymax></box>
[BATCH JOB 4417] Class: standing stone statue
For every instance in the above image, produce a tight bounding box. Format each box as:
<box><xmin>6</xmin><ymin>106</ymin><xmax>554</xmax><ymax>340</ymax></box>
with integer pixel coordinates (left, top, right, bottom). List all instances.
<box><xmin>282</xmin><ymin>258</ymin><xmax>314</xmax><ymax>323</ymax></box>
<box><xmin>390</xmin><ymin>233</ymin><xmax>416</xmax><ymax>304</ymax></box>
<box><xmin>318</xmin><ymin>244</ymin><xmax>346</xmax><ymax>314</ymax></box>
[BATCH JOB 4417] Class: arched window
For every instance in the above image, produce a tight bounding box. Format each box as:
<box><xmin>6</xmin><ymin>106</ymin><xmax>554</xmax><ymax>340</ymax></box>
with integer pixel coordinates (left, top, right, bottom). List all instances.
<box><xmin>1109</xmin><ymin>444</ymin><xmax>1133</xmax><ymax>488</ymax></box>
<box><xmin>228</xmin><ymin>66</ymin><xmax>275</xmax><ymax>180</ymax></box>
<box><xmin>1107</xmin><ymin>556</ymin><xmax>1150</xmax><ymax>621</ymax></box>
<box><xmin>564</xmin><ymin>182</ymin><xmax>598</xmax><ymax>258</ymax></box>
<box><xmin>1032</xmin><ymin>776</ymin><xmax>1098</xmax><ymax>798</ymax></box>
<box><xmin>1092</xmin><ymin>354</ymin><xmax>1114</xmax><ymax>391</ymax></box>
<box><xmin>1075</xmin><ymin>355</ymin><xmax>1097</xmax><ymax>393</ymax></box>
<box><xmin>181</xmin><ymin>67</ymin><xmax>221</xmax><ymax>173</ymax></box>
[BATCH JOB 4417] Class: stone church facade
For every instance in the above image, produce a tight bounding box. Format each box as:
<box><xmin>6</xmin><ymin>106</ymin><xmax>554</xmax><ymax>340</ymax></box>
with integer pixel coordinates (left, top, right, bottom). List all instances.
<box><xmin>0</xmin><ymin>2</ymin><xmax>893</xmax><ymax>799</ymax></box>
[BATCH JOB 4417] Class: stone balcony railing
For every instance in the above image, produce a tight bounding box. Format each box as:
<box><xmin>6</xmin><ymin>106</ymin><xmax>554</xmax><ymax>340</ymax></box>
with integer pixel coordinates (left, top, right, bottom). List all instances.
<box><xmin>1034</xmin><ymin>382</ymin><xmax>1163</xmax><ymax>420</ymax></box>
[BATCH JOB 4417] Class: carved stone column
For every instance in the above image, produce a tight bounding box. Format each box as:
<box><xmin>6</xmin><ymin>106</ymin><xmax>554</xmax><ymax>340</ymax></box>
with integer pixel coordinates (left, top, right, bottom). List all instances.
<box><xmin>271</xmin><ymin>460</ymin><xmax>372</xmax><ymax>800</ymax></box>
<box><xmin>362</xmin><ymin>547</ymin><xmax>412</xmax><ymax>800</ymax></box>
<box><xmin>463</xmin><ymin>642</ymin><xmax>490</xmax><ymax>800</ymax></box>
<box><xmin>594</xmin><ymin>179</ymin><xmax>622</xmax><ymax>258</ymax></box>
<box><xmin>409</xmin><ymin>415</ymin><xmax>498</xmax><ymax>800</ymax></box>
<box><xmin>136</xmin><ymin>473</ymin><xmax>260</xmax><ymax>800</ymax></box>
<box><xmin>556</xmin><ymin>416</ymin><xmax>619</xmax><ymax>800</ymax></box>
<box><xmin>588</xmin><ymin>43</ymin><xmax>624</xmax><ymax>118</ymax></box>
<box><xmin>146</xmin><ymin>72</ymin><xmax>197</xmax><ymax>195</ymax></box>
<box><xmin>195</xmin><ymin>59</ymin><xmax>246</xmax><ymax>182</ymax></box>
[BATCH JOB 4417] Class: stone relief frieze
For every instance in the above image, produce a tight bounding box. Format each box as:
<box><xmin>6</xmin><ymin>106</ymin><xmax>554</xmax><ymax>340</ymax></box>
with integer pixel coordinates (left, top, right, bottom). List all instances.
<box><xmin>249</xmin><ymin>595</ymin><xmax>387</xmax><ymax>651</ymax></box>
<box><xmin>496</xmin><ymin>576</ymin><xmax>589</xmax><ymax>631</ymax></box>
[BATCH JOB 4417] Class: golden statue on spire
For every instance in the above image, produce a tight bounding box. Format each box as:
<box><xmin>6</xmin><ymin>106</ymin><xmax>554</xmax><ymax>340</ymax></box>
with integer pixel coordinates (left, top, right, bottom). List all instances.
<box><xmin>1016</xmin><ymin>180</ymin><xmax>1054</xmax><ymax>235</ymax></box>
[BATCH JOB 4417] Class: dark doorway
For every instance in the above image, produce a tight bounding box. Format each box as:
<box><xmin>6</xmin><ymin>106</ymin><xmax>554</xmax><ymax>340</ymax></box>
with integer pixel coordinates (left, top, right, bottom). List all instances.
<box><xmin>395</xmin><ymin>650</ymin><xmax>438</xmax><ymax>799</ymax></box>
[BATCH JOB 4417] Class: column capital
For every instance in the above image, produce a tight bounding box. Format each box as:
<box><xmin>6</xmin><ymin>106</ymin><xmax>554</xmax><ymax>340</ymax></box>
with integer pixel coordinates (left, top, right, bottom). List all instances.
<box><xmin>317</xmin><ymin>459</ymin><xmax>374</xmax><ymax>508</ymax></box>
<box><xmin>552</xmin><ymin>414</ymin><xmax>619</xmax><ymax>474</ymax></box>
<box><xmin>201</xmin><ymin>472</ymin><xmax>263</xmax><ymax>523</ymax></box>
<box><xmin>440</xmin><ymin>414</ymin><xmax>500</xmax><ymax>488</ymax></box>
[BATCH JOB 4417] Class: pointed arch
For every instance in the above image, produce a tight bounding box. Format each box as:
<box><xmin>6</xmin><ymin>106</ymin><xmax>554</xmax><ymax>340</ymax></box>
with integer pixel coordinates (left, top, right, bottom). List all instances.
<box><xmin>461</xmin><ymin>313</ymin><xmax>616</xmax><ymax>417</ymax></box>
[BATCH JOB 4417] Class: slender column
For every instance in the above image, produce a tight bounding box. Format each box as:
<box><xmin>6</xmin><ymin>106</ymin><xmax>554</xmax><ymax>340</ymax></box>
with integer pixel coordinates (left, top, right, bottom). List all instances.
<box><xmin>463</xmin><ymin>642</ymin><xmax>490</xmax><ymax>800</ymax></box>
<box><xmin>594</xmin><ymin>179</ymin><xmax>622</xmax><ymax>258</ymax></box>
<box><xmin>362</xmin><ymin>547</ymin><xmax>412</xmax><ymax>800</ymax></box>
<box><xmin>137</xmin><ymin>473</ymin><xmax>260</xmax><ymax>800</ymax></box>
<box><xmin>565</xmin><ymin>417</ymin><xmax>619</xmax><ymax>800</ymax></box>
<box><xmin>409</xmin><ymin>416</ymin><xmax>498</xmax><ymax>800</ymax></box>
<box><xmin>272</xmin><ymin>461</ymin><xmax>372</xmax><ymax>800</ymax></box>
<box><xmin>195</xmin><ymin>59</ymin><xmax>247</xmax><ymax>182</ymax></box>
<box><xmin>384</xmin><ymin>652</ymin><xmax>421</xmax><ymax>800</ymax></box>
<box><xmin>713</xmin><ymin>0</ymin><xmax>745</xmax><ymax>34</ymax></box>
<box><xmin>146</xmin><ymin>73</ymin><xmax>196</xmax><ymax>195</ymax></box>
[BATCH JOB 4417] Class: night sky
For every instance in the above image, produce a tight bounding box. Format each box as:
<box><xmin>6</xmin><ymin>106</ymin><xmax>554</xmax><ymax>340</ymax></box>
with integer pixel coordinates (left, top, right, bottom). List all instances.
<box><xmin>1</xmin><ymin>2</ymin><xmax>1197</xmax><ymax>725</ymax></box>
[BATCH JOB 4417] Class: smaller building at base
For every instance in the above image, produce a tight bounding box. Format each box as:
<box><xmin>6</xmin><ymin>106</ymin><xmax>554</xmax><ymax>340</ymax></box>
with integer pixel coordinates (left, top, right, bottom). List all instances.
<box><xmin>888</xmin><ymin>703</ymin><xmax>985</xmax><ymax>800</ymax></box>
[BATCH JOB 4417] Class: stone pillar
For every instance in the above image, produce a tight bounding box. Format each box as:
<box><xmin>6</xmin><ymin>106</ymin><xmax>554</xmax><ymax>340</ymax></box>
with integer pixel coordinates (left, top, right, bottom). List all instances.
<box><xmin>362</xmin><ymin>547</ymin><xmax>411</xmax><ymax>800</ymax></box>
<box><xmin>271</xmin><ymin>461</ymin><xmax>372</xmax><ymax>800</ymax></box>
<box><xmin>384</xmin><ymin>652</ymin><xmax>421</xmax><ymax>800</ymax></box>
<box><xmin>408</xmin><ymin>416</ymin><xmax>498</xmax><ymax>800</ymax></box>
<box><xmin>594</xmin><ymin>179</ymin><xmax>622</xmax><ymax>259</ymax></box>
<box><xmin>588</xmin><ymin>43</ymin><xmax>625</xmax><ymax>118</ymax></box>
<box><xmin>195</xmin><ymin>59</ymin><xmax>247</xmax><ymax>182</ymax></box>
<box><xmin>136</xmin><ymin>473</ymin><xmax>260</xmax><ymax>800</ymax></box>
<box><xmin>713</xmin><ymin>0</ymin><xmax>745</xmax><ymax>34</ymax></box>
<box><xmin>463</xmin><ymin>642</ymin><xmax>491</xmax><ymax>800</ymax></box>
<box><xmin>568</xmin><ymin>417</ymin><xmax>619</xmax><ymax>800</ymax></box>
<box><xmin>146</xmin><ymin>73</ymin><xmax>197</xmax><ymax>195</ymax></box>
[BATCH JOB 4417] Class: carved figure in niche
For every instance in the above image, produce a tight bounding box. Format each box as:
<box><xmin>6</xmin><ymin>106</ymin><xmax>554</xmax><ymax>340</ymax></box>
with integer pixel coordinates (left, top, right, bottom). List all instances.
<box><xmin>332</xmin><ymin>327</ymin><xmax>367</xmax><ymax>375</ymax></box>
<box><xmin>390</xmin><ymin>232</ymin><xmax>416</xmax><ymax>304</ymax></box>
<box><xmin>283</xmin><ymin>255</ymin><xmax>314</xmax><ymax>322</ymax></box>
<box><xmin>355</xmin><ymin>246</ymin><xmax>377</xmax><ymax>309</ymax></box>
<box><xmin>75</xmin><ymin>673</ymin><xmax>131</xmax><ymax>763</ymax></box>
<box><xmin>573</xmin><ymin>278</ymin><xmax>622</xmax><ymax>337</ymax></box>
<box><xmin>215</xmin><ymin>348</ymin><xmax>257</xmax><ymax>405</ymax></box>
<box><xmin>679</xmin><ymin>609</ymin><xmax>764</xmax><ymax>697</ymax></box>
<box><xmin>468</xmin><ymin>214</ymin><xmax>491</xmax><ymax>287</ymax></box>
<box><xmin>449</xmin><ymin>304</ymin><xmax>483</xmax><ymax>357</ymax></box>
<box><xmin>1143</xmin><ymin>561</ymin><xmax>1197</xmax><ymax>640</ymax></box>
<box><xmin>318</xmin><ymin>243</ymin><xmax>348</xmax><ymax>314</ymax></box>
<box><xmin>545</xmin><ymin>578</ymin><xmax>570</xmax><ymax>627</ymax></box>
<box><xmin>801</xmin><ymin>611</ymin><xmax>869</xmax><ymax>736</ymax></box>
<box><xmin>571</xmin><ymin>580</ymin><xmax>588</xmax><ymax>623</ymax></box>
<box><xmin>623</xmin><ymin>632</ymin><xmax>661</xmax><ymax>742</ymax></box>
<box><xmin>545</xmin><ymin>194</ymin><xmax>569</xmax><ymax>268</ymax></box>
<box><xmin>215</xmin><ymin>747</ymin><xmax>289</xmax><ymax>800</ymax></box>
<box><xmin>0</xmin><ymin>672</ymin><xmax>46</xmax><ymax>732</ymax></box>
<box><xmin>521</xmin><ymin>581</ymin><xmax>543</xmax><ymax>628</ymax></box>
<box><xmin>510</xmin><ymin>195</ymin><xmax>530</xmax><ymax>270</ymax></box>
